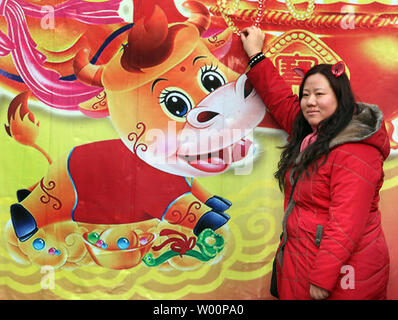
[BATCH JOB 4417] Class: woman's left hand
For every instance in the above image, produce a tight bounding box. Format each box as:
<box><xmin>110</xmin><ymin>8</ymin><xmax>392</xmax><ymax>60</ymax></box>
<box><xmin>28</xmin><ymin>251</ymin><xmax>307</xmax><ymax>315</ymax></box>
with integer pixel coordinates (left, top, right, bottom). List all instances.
<box><xmin>310</xmin><ymin>284</ymin><xmax>330</xmax><ymax>300</ymax></box>
<box><xmin>240</xmin><ymin>26</ymin><xmax>265</xmax><ymax>58</ymax></box>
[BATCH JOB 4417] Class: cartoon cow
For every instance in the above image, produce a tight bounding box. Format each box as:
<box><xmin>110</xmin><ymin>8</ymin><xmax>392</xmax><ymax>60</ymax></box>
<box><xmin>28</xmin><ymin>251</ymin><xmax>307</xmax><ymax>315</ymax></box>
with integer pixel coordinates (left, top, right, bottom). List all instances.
<box><xmin>7</xmin><ymin>1</ymin><xmax>266</xmax><ymax>243</ymax></box>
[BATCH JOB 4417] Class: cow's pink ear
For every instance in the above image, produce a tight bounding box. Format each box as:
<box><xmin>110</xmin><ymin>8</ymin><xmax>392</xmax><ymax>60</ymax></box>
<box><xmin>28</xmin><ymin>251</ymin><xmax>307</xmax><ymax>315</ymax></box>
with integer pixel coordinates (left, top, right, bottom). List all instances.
<box><xmin>293</xmin><ymin>67</ymin><xmax>308</xmax><ymax>78</ymax></box>
<box><xmin>331</xmin><ymin>61</ymin><xmax>345</xmax><ymax>77</ymax></box>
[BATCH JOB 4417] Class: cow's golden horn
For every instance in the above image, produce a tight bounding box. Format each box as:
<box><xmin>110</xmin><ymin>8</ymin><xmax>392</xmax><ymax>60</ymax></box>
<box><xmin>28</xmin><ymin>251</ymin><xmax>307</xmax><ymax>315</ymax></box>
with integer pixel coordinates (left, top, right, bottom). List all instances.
<box><xmin>73</xmin><ymin>49</ymin><xmax>104</xmax><ymax>87</ymax></box>
<box><xmin>183</xmin><ymin>0</ymin><xmax>210</xmax><ymax>35</ymax></box>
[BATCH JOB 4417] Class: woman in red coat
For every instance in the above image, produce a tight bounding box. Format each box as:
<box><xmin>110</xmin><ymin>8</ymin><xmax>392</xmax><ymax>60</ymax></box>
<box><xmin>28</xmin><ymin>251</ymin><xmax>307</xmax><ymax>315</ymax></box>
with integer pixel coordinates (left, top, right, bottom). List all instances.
<box><xmin>241</xmin><ymin>27</ymin><xmax>390</xmax><ymax>300</ymax></box>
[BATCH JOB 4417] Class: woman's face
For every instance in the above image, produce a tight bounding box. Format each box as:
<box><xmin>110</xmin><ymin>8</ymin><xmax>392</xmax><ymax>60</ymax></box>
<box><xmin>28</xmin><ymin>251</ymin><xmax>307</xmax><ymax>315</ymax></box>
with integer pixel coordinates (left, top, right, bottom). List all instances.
<box><xmin>300</xmin><ymin>73</ymin><xmax>338</xmax><ymax>129</ymax></box>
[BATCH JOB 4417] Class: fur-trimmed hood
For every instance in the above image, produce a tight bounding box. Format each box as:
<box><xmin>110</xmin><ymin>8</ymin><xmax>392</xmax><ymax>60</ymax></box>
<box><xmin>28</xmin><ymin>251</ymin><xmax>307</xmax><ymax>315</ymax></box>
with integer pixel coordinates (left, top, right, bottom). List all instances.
<box><xmin>296</xmin><ymin>103</ymin><xmax>390</xmax><ymax>164</ymax></box>
<box><xmin>329</xmin><ymin>102</ymin><xmax>390</xmax><ymax>160</ymax></box>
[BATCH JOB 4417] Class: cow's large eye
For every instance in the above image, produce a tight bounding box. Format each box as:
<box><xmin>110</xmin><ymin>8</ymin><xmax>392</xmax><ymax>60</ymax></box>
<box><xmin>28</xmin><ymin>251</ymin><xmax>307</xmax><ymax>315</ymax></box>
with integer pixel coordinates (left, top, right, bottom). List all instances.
<box><xmin>159</xmin><ymin>88</ymin><xmax>193</xmax><ymax>121</ymax></box>
<box><xmin>200</xmin><ymin>64</ymin><xmax>226</xmax><ymax>93</ymax></box>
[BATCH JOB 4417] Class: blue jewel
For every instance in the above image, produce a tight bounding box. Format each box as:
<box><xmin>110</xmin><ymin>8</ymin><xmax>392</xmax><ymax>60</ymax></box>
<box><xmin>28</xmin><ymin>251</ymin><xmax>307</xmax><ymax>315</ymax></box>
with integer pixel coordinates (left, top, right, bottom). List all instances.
<box><xmin>117</xmin><ymin>237</ymin><xmax>129</xmax><ymax>250</ymax></box>
<box><xmin>33</xmin><ymin>238</ymin><xmax>45</xmax><ymax>250</ymax></box>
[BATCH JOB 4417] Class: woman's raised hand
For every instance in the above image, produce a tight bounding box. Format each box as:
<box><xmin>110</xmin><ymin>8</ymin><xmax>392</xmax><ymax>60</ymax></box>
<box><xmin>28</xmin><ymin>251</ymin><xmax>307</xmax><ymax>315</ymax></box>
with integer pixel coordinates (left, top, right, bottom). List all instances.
<box><xmin>240</xmin><ymin>26</ymin><xmax>266</xmax><ymax>58</ymax></box>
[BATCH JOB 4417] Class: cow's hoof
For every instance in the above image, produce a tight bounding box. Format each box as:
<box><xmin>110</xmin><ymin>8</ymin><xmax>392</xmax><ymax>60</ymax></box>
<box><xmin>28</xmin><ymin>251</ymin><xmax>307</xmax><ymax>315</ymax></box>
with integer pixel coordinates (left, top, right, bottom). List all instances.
<box><xmin>10</xmin><ymin>203</ymin><xmax>38</xmax><ymax>242</ymax></box>
<box><xmin>193</xmin><ymin>210</ymin><xmax>230</xmax><ymax>236</ymax></box>
<box><xmin>17</xmin><ymin>189</ymin><xmax>31</xmax><ymax>202</ymax></box>
<box><xmin>205</xmin><ymin>196</ymin><xmax>231</xmax><ymax>213</ymax></box>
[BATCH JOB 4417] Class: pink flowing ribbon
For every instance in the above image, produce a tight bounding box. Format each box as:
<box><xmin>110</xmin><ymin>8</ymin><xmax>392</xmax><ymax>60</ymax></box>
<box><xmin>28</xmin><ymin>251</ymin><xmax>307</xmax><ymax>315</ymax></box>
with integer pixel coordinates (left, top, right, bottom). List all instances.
<box><xmin>0</xmin><ymin>0</ymin><xmax>124</xmax><ymax>110</ymax></box>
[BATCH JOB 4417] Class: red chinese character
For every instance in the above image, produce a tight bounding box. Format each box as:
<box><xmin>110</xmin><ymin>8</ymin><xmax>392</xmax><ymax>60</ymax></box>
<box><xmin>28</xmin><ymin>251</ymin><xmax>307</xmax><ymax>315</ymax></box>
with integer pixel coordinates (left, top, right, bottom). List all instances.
<box><xmin>275</xmin><ymin>54</ymin><xmax>318</xmax><ymax>85</ymax></box>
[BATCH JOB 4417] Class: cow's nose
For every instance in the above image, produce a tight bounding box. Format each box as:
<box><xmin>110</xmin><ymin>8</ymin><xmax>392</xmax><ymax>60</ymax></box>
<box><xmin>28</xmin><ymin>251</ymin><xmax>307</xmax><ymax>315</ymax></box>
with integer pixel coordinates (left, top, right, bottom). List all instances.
<box><xmin>197</xmin><ymin>111</ymin><xmax>219</xmax><ymax>123</ymax></box>
<box><xmin>244</xmin><ymin>79</ymin><xmax>253</xmax><ymax>99</ymax></box>
<box><xmin>186</xmin><ymin>107</ymin><xmax>220</xmax><ymax>128</ymax></box>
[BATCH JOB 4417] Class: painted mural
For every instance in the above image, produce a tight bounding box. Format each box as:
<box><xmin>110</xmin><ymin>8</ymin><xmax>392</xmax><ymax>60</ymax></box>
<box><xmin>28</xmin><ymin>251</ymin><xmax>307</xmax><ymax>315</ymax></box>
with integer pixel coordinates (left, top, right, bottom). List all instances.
<box><xmin>0</xmin><ymin>0</ymin><xmax>397</xmax><ymax>299</ymax></box>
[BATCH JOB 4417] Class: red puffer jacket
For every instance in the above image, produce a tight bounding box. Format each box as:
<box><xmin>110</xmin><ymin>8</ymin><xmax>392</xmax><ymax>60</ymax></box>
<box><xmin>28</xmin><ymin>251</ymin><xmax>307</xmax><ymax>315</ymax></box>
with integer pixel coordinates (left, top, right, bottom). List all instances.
<box><xmin>247</xmin><ymin>58</ymin><xmax>390</xmax><ymax>300</ymax></box>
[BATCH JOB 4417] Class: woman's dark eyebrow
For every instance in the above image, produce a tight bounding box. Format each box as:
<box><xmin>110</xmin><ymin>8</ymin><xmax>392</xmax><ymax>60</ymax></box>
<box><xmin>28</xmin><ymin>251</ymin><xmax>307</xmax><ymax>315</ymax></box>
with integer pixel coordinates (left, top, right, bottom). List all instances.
<box><xmin>193</xmin><ymin>56</ymin><xmax>207</xmax><ymax>65</ymax></box>
<box><xmin>303</xmin><ymin>87</ymin><xmax>325</xmax><ymax>91</ymax></box>
<box><xmin>151</xmin><ymin>78</ymin><xmax>168</xmax><ymax>93</ymax></box>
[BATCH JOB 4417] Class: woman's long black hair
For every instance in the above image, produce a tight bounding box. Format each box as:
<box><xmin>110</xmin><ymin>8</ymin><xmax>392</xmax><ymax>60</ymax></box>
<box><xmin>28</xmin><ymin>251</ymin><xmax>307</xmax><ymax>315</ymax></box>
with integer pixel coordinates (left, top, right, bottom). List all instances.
<box><xmin>274</xmin><ymin>64</ymin><xmax>358</xmax><ymax>191</ymax></box>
